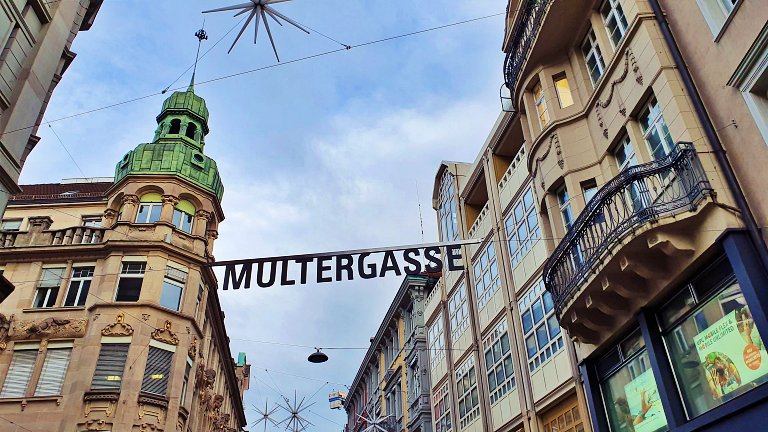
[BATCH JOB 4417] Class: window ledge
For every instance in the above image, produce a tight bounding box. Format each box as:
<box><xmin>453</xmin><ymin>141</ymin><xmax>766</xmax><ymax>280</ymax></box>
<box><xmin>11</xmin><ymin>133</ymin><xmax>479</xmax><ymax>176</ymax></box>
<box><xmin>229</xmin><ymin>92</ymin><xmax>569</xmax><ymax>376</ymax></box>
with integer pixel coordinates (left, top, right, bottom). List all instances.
<box><xmin>83</xmin><ymin>390</ymin><xmax>120</xmax><ymax>402</ymax></box>
<box><xmin>22</xmin><ymin>306</ymin><xmax>86</xmax><ymax>313</ymax></box>
<box><xmin>0</xmin><ymin>395</ymin><xmax>62</xmax><ymax>408</ymax></box>
<box><xmin>138</xmin><ymin>392</ymin><xmax>169</xmax><ymax>408</ymax></box>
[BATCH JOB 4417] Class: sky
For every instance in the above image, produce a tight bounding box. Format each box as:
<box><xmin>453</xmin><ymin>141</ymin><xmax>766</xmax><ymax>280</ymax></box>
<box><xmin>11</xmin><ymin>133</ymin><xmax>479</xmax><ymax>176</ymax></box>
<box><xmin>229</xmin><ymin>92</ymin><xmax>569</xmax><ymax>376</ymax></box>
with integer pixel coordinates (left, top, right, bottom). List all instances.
<box><xmin>21</xmin><ymin>0</ymin><xmax>506</xmax><ymax>429</ymax></box>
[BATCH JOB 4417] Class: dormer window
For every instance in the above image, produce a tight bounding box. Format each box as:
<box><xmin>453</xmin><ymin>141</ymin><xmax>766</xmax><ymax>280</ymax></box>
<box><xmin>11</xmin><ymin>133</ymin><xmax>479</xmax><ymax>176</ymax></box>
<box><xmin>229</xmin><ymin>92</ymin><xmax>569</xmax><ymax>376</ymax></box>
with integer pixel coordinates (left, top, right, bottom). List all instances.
<box><xmin>136</xmin><ymin>193</ymin><xmax>162</xmax><ymax>224</ymax></box>
<box><xmin>185</xmin><ymin>123</ymin><xmax>197</xmax><ymax>140</ymax></box>
<box><xmin>169</xmin><ymin>119</ymin><xmax>181</xmax><ymax>135</ymax></box>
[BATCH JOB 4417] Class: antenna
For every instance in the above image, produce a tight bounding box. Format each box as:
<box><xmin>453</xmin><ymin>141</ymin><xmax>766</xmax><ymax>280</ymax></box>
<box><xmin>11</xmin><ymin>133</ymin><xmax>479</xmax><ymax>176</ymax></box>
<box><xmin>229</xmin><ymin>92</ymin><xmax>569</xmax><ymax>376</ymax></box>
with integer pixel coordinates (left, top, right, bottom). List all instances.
<box><xmin>191</xmin><ymin>22</ymin><xmax>209</xmax><ymax>89</ymax></box>
<box><xmin>416</xmin><ymin>181</ymin><xmax>425</xmax><ymax>244</ymax></box>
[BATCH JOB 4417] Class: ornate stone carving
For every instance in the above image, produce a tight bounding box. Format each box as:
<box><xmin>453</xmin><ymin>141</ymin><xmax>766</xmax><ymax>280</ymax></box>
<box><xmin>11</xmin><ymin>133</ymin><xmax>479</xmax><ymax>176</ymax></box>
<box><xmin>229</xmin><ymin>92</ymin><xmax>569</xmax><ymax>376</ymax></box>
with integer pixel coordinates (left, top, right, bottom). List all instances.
<box><xmin>594</xmin><ymin>49</ymin><xmax>643</xmax><ymax>139</ymax></box>
<box><xmin>79</xmin><ymin>419</ymin><xmax>112</xmax><ymax>431</ymax></box>
<box><xmin>122</xmin><ymin>194</ymin><xmax>140</xmax><ymax>206</ymax></box>
<box><xmin>162</xmin><ymin>195</ymin><xmax>179</xmax><ymax>206</ymax></box>
<box><xmin>28</xmin><ymin>216</ymin><xmax>53</xmax><ymax>231</ymax></box>
<box><xmin>151</xmin><ymin>320</ymin><xmax>179</xmax><ymax>345</ymax></box>
<box><xmin>138</xmin><ymin>402</ymin><xmax>166</xmax><ymax>424</ymax></box>
<box><xmin>101</xmin><ymin>313</ymin><xmax>133</xmax><ymax>337</ymax></box>
<box><xmin>531</xmin><ymin>133</ymin><xmax>563</xmax><ymax>188</ymax></box>
<box><xmin>0</xmin><ymin>313</ymin><xmax>10</xmax><ymax>351</ymax></box>
<box><xmin>195</xmin><ymin>210</ymin><xmax>211</xmax><ymax>221</ymax></box>
<box><xmin>11</xmin><ymin>317</ymin><xmax>87</xmax><ymax>341</ymax></box>
<box><xmin>211</xmin><ymin>412</ymin><xmax>231</xmax><ymax>430</ymax></box>
<box><xmin>188</xmin><ymin>338</ymin><xmax>197</xmax><ymax>359</ymax></box>
<box><xmin>134</xmin><ymin>423</ymin><xmax>163</xmax><ymax>432</ymax></box>
<box><xmin>84</xmin><ymin>398</ymin><xmax>116</xmax><ymax>418</ymax></box>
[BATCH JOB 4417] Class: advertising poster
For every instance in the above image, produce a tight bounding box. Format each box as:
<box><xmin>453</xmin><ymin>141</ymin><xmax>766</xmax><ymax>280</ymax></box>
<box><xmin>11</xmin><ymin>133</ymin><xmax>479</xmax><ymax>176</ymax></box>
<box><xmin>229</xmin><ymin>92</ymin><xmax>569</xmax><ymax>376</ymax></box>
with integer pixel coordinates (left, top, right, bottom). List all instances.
<box><xmin>622</xmin><ymin>368</ymin><xmax>667</xmax><ymax>432</ymax></box>
<box><xmin>693</xmin><ymin>308</ymin><xmax>768</xmax><ymax>400</ymax></box>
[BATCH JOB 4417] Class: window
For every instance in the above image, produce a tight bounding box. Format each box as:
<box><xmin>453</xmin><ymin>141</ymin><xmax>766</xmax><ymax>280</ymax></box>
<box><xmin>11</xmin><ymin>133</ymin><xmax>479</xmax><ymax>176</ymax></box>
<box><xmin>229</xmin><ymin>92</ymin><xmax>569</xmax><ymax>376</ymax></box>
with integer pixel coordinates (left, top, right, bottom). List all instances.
<box><xmin>601</xmin><ymin>0</ymin><xmax>629</xmax><ymax>47</ymax></box>
<box><xmin>554</xmin><ymin>73</ymin><xmax>575</xmax><ymax>108</ymax></box>
<box><xmin>1</xmin><ymin>219</ymin><xmax>21</xmax><ymax>231</ymax></box>
<box><xmin>34</xmin><ymin>347</ymin><xmax>72</xmax><ymax>396</ymax></box>
<box><xmin>697</xmin><ymin>0</ymin><xmax>739</xmax><ymax>36</ymax></box>
<box><xmin>428</xmin><ymin>316</ymin><xmax>445</xmax><ymax>368</ymax></box>
<box><xmin>473</xmin><ymin>241</ymin><xmax>500</xmax><ymax>309</ymax></box>
<box><xmin>456</xmin><ymin>357</ymin><xmax>479</xmax><ymax>429</ymax></box>
<box><xmin>141</xmin><ymin>346</ymin><xmax>174</xmax><ymax>396</ymax></box>
<box><xmin>640</xmin><ymin>96</ymin><xmax>675</xmax><ymax>161</ymax></box>
<box><xmin>91</xmin><ymin>343</ymin><xmax>130</xmax><ymax>390</ymax></box>
<box><xmin>195</xmin><ymin>283</ymin><xmax>205</xmax><ymax>319</ymax></box>
<box><xmin>659</xmin><ymin>259</ymin><xmax>768</xmax><ymax>419</ymax></box>
<box><xmin>433</xmin><ymin>383</ymin><xmax>452</xmax><ymax>432</ymax></box>
<box><xmin>169</xmin><ymin>119</ymin><xmax>181</xmax><ymax>134</ymax></box>
<box><xmin>483</xmin><ymin>320</ymin><xmax>516</xmax><ymax>405</ymax></box>
<box><xmin>409</xmin><ymin>360</ymin><xmax>421</xmax><ymax>399</ymax></box>
<box><xmin>582</xmin><ymin>179</ymin><xmax>599</xmax><ymax>204</ymax></box>
<box><xmin>0</xmin><ymin>345</ymin><xmax>38</xmax><ymax>398</ymax></box>
<box><xmin>180</xmin><ymin>360</ymin><xmax>192</xmax><ymax>406</ymax></box>
<box><xmin>557</xmin><ymin>185</ymin><xmax>575</xmax><ymax>231</ymax></box>
<box><xmin>533</xmin><ymin>82</ymin><xmax>550</xmax><ymax>129</ymax></box>
<box><xmin>614</xmin><ymin>135</ymin><xmax>645</xmax><ymax>210</ymax></box>
<box><xmin>82</xmin><ymin>216</ymin><xmax>102</xmax><ymax>228</ymax></box>
<box><xmin>33</xmin><ymin>267</ymin><xmax>65</xmax><ymax>308</ymax></box>
<box><xmin>63</xmin><ymin>266</ymin><xmax>94</xmax><ymax>307</ymax></box>
<box><xmin>733</xmin><ymin>40</ymin><xmax>768</xmax><ymax>145</ymax></box>
<box><xmin>172</xmin><ymin>200</ymin><xmax>195</xmax><ymax>233</ymax></box>
<box><xmin>506</xmin><ymin>186</ymin><xmax>540</xmax><ymax>267</ymax></box>
<box><xmin>160</xmin><ymin>265</ymin><xmax>187</xmax><ymax>311</ymax></box>
<box><xmin>598</xmin><ymin>331</ymin><xmax>668</xmax><ymax>432</ymax></box>
<box><xmin>136</xmin><ymin>193</ymin><xmax>162</xmax><ymax>224</ymax></box>
<box><xmin>448</xmin><ymin>283</ymin><xmax>469</xmax><ymax>343</ymax></box>
<box><xmin>185</xmin><ymin>122</ymin><xmax>197</xmax><ymax>140</ymax></box>
<box><xmin>519</xmin><ymin>280</ymin><xmax>563</xmax><ymax>372</ymax></box>
<box><xmin>439</xmin><ymin>170</ymin><xmax>459</xmax><ymax>242</ymax></box>
<box><xmin>582</xmin><ymin>29</ymin><xmax>606</xmax><ymax>85</ymax></box>
<box><xmin>115</xmin><ymin>262</ymin><xmax>145</xmax><ymax>302</ymax></box>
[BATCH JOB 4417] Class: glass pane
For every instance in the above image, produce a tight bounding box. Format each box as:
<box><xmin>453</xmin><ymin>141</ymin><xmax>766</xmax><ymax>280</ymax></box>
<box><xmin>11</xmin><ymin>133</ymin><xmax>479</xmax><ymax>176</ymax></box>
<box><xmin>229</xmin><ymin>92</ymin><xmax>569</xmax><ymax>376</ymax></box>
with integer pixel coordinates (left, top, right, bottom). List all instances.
<box><xmin>149</xmin><ymin>205</ymin><xmax>162</xmax><ymax>223</ymax></box>
<box><xmin>532</xmin><ymin>299</ymin><xmax>544</xmax><ymax>324</ymax></box>
<box><xmin>602</xmin><ymin>350</ymin><xmax>667</xmax><ymax>432</ymax></box>
<box><xmin>536</xmin><ymin>324</ymin><xmax>549</xmax><ymax>349</ymax></box>
<box><xmin>524</xmin><ymin>189</ymin><xmax>534</xmax><ymax>209</ymax></box>
<box><xmin>522</xmin><ymin>310</ymin><xmax>533</xmax><ymax>333</ymax></box>
<box><xmin>543</xmin><ymin>291</ymin><xmax>554</xmax><ymax>312</ymax></box>
<box><xmin>488</xmin><ymin>371</ymin><xmax>497</xmax><ymax>391</ymax></box>
<box><xmin>493</xmin><ymin>341</ymin><xmax>502</xmax><ymax>361</ymax></box>
<box><xmin>160</xmin><ymin>281</ymin><xmax>183</xmax><ymax>310</ymax></box>
<box><xmin>485</xmin><ymin>350</ymin><xmax>493</xmax><ymax>367</ymax></box>
<box><xmin>547</xmin><ymin>315</ymin><xmax>561</xmax><ymax>339</ymax></box>
<box><xmin>504</xmin><ymin>356</ymin><xmax>514</xmax><ymax>378</ymax></box>
<box><xmin>501</xmin><ymin>334</ymin><xmax>510</xmax><ymax>354</ymax></box>
<box><xmin>662</xmin><ymin>281</ymin><xmax>768</xmax><ymax>418</ymax></box>
<box><xmin>116</xmin><ymin>277</ymin><xmax>142</xmax><ymax>302</ymax></box>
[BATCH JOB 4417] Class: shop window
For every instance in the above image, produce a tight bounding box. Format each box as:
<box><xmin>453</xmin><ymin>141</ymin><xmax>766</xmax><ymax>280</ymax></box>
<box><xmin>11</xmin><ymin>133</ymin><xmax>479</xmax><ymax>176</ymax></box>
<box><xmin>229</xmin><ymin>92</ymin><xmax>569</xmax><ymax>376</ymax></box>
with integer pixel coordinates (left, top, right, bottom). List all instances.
<box><xmin>483</xmin><ymin>320</ymin><xmax>516</xmax><ymax>405</ymax></box>
<box><xmin>473</xmin><ymin>241</ymin><xmax>500</xmax><ymax>309</ymax></box>
<box><xmin>172</xmin><ymin>200</ymin><xmax>195</xmax><ymax>233</ymax></box>
<box><xmin>542</xmin><ymin>397</ymin><xmax>585</xmax><ymax>432</ymax></box>
<box><xmin>32</xmin><ymin>267</ymin><xmax>65</xmax><ymax>308</ymax></box>
<box><xmin>554</xmin><ymin>73</ymin><xmax>575</xmax><ymax>108</ymax></box>
<box><xmin>456</xmin><ymin>357</ymin><xmax>479</xmax><ymax>429</ymax></box>
<box><xmin>658</xmin><ymin>258</ymin><xmax>768</xmax><ymax>418</ymax></box>
<box><xmin>141</xmin><ymin>346</ymin><xmax>174</xmax><ymax>396</ymax></box>
<box><xmin>582</xmin><ymin>28</ymin><xmax>606</xmax><ymax>86</ymax></box>
<box><xmin>519</xmin><ymin>280</ymin><xmax>563</xmax><ymax>372</ymax></box>
<box><xmin>639</xmin><ymin>96</ymin><xmax>675</xmax><ymax>161</ymax></box>
<box><xmin>433</xmin><ymin>382</ymin><xmax>452</xmax><ymax>432</ymax></box>
<box><xmin>160</xmin><ymin>265</ymin><xmax>187</xmax><ymax>311</ymax></box>
<box><xmin>448</xmin><ymin>282</ymin><xmax>469</xmax><ymax>343</ymax></box>
<box><xmin>428</xmin><ymin>315</ymin><xmax>446</xmax><ymax>368</ymax></box>
<box><xmin>506</xmin><ymin>186</ymin><xmax>540</xmax><ymax>268</ymax></box>
<box><xmin>598</xmin><ymin>330</ymin><xmax>668</xmax><ymax>432</ymax></box>
<box><xmin>136</xmin><ymin>193</ymin><xmax>163</xmax><ymax>224</ymax></box>
<box><xmin>63</xmin><ymin>266</ymin><xmax>94</xmax><ymax>307</ymax></box>
<box><xmin>439</xmin><ymin>170</ymin><xmax>459</xmax><ymax>242</ymax></box>
<box><xmin>91</xmin><ymin>343</ymin><xmax>130</xmax><ymax>390</ymax></box>
<box><xmin>115</xmin><ymin>262</ymin><xmax>145</xmax><ymax>302</ymax></box>
<box><xmin>533</xmin><ymin>81</ymin><xmax>550</xmax><ymax>129</ymax></box>
<box><xmin>601</xmin><ymin>0</ymin><xmax>629</xmax><ymax>48</ymax></box>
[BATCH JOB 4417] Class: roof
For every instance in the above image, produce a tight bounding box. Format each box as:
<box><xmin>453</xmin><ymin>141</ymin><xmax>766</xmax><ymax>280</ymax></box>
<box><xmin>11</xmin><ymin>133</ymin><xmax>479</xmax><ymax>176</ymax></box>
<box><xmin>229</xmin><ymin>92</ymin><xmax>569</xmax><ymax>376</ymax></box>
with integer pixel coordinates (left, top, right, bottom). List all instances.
<box><xmin>9</xmin><ymin>181</ymin><xmax>112</xmax><ymax>204</ymax></box>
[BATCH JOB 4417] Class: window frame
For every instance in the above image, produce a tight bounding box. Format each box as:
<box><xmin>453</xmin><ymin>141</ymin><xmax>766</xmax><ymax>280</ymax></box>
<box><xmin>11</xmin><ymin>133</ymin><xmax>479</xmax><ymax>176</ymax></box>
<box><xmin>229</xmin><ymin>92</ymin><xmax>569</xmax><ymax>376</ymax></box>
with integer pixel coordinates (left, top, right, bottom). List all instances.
<box><xmin>433</xmin><ymin>382</ymin><xmax>452</xmax><ymax>432</ymax></box>
<box><xmin>448</xmin><ymin>282</ymin><xmax>469</xmax><ymax>343</ymax></box>
<box><xmin>696</xmin><ymin>0</ymin><xmax>741</xmax><ymax>39</ymax></box>
<box><xmin>553</xmin><ymin>73</ymin><xmax>575</xmax><ymax>108</ymax></box>
<box><xmin>533</xmin><ymin>81</ymin><xmax>550</xmax><ymax>129</ymax></box>
<box><xmin>32</xmin><ymin>266</ymin><xmax>66</xmax><ymax>309</ymax></box>
<box><xmin>600</xmin><ymin>0</ymin><xmax>629</xmax><ymax>48</ymax></box>
<box><xmin>81</xmin><ymin>216</ymin><xmax>102</xmax><ymax>228</ymax></box>
<box><xmin>519</xmin><ymin>280</ymin><xmax>564</xmax><ymax>372</ymax></box>
<box><xmin>505</xmin><ymin>185</ymin><xmax>540</xmax><ymax>268</ymax></box>
<box><xmin>472</xmin><ymin>241</ymin><xmax>501</xmax><ymax>310</ymax></box>
<box><xmin>115</xmin><ymin>261</ymin><xmax>146</xmax><ymax>302</ymax></box>
<box><xmin>639</xmin><ymin>96</ymin><xmax>675</xmax><ymax>161</ymax></box>
<box><xmin>91</xmin><ymin>342</ymin><xmax>130</xmax><ymax>391</ymax></box>
<box><xmin>172</xmin><ymin>208</ymin><xmax>194</xmax><ymax>233</ymax></box>
<box><xmin>428</xmin><ymin>315</ymin><xmax>446</xmax><ymax>368</ymax></box>
<box><xmin>483</xmin><ymin>319</ymin><xmax>516</xmax><ymax>405</ymax></box>
<box><xmin>1</xmin><ymin>219</ymin><xmax>22</xmax><ymax>231</ymax></box>
<box><xmin>557</xmin><ymin>185</ymin><xmax>575</xmax><ymax>231</ymax></box>
<box><xmin>582</xmin><ymin>28</ymin><xmax>607</xmax><ymax>86</ymax></box>
<box><xmin>439</xmin><ymin>170</ymin><xmax>459</xmax><ymax>242</ymax></box>
<box><xmin>456</xmin><ymin>356</ymin><xmax>480</xmax><ymax>429</ymax></box>
<box><xmin>63</xmin><ymin>265</ymin><xmax>94</xmax><ymax>307</ymax></box>
<box><xmin>160</xmin><ymin>266</ymin><xmax>187</xmax><ymax>311</ymax></box>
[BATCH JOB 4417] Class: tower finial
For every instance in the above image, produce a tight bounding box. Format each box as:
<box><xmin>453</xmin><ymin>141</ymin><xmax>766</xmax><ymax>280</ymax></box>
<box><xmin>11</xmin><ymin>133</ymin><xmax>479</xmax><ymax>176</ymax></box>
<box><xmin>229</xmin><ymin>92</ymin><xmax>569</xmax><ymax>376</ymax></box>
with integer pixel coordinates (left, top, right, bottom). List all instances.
<box><xmin>190</xmin><ymin>24</ymin><xmax>208</xmax><ymax>92</ymax></box>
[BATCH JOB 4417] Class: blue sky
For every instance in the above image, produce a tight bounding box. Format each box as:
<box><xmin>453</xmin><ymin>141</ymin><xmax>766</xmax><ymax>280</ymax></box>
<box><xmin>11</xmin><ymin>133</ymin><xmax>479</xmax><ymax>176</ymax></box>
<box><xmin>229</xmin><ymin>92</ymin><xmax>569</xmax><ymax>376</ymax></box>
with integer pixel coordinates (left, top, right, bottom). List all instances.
<box><xmin>22</xmin><ymin>0</ymin><xmax>506</xmax><ymax>428</ymax></box>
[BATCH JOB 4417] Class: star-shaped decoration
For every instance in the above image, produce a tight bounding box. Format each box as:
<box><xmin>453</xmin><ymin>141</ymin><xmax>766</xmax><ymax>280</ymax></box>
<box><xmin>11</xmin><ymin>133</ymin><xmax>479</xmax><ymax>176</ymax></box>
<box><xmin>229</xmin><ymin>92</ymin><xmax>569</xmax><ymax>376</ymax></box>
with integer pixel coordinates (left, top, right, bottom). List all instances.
<box><xmin>277</xmin><ymin>391</ymin><xmax>315</xmax><ymax>432</ymax></box>
<box><xmin>251</xmin><ymin>399</ymin><xmax>280</xmax><ymax>432</ymax></box>
<box><xmin>203</xmin><ymin>0</ymin><xmax>310</xmax><ymax>60</ymax></box>
<box><xmin>358</xmin><ymin>412</ymin><xmax>395</xmax><ymax>432</ymax></box>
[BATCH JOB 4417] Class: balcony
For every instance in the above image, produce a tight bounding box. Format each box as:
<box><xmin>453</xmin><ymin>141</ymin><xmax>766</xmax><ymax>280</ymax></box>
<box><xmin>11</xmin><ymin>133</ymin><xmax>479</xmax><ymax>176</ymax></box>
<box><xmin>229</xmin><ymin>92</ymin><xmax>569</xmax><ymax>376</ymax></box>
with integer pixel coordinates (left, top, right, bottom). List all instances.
<box><xmin>0</xmin><ymin>226</ymin><xmax>106</xmax><ymax>248</ymax></box>
<box><xmin>543</xmin><ymin>143</ymin><xmax>714</xmax><ymax>339</ymax></box>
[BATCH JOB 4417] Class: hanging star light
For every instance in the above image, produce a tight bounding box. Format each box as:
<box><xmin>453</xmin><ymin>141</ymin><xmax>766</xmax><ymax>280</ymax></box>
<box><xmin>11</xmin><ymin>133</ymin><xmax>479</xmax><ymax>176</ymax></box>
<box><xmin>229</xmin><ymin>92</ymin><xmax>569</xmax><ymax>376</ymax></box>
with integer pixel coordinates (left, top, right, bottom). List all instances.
<box><xmin>202</xmin><ymin>0</ymin><xmax>310</xmax><ymax>60</ymax></box>
<box><xmin>277</xmin><ymin>391</ymin><xmax>315</xmax><ymax>432</ymax></box>
<box><xmin>358</xmin><ymin>412</ymin><xmax>395</xmax><ymax>432</ymax></box>
<box><xmin>252</xmin><ymin>399</ymin><xmax>280</xmax><ymax>432</ymax></box>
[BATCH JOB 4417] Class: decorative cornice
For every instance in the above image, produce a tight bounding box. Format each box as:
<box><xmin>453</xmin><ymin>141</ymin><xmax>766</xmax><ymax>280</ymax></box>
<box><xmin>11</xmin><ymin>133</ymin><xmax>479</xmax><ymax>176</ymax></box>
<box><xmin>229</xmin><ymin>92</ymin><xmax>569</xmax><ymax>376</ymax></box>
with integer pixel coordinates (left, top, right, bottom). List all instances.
<box><xmin>151</xmin><ymin>320</ymin><xmax>179</xmax><ymax>345</ymax></box>
<box><xmin>101</xmin><ymin>313</ymin><xmax>134</xmax><ymax>337</ymax></box>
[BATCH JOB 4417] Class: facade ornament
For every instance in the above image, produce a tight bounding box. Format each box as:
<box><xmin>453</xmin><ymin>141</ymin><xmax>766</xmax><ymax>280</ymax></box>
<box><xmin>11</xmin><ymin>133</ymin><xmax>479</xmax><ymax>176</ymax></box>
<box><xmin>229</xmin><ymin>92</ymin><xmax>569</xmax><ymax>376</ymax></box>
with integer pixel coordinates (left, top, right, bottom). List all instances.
<box><xmin>79</xmin><ymin>419</ymin><xmax>112</xmax><ymax>431</ymax></box>
<box><xmin>195</xmin><ymin>210</ymin><xmax>211</xmax><ymax>221</ymax></box>
<box><xmin>0</xmin><ymin>313</ymin><xmax>11</xmax><ymax>351</ymax></box>
<box><xmin>206</xmin><ymin>229</ymin><xmax>219</xmax><ymax>240</ymax></box>
<box><xmin>103</xmin><ymin>208</ymin><xmax>118</xmax><ymax>224</ymax></box>
<box><xmin>594</xmin><ymin>49</ymin><xmax>643</xmax><ymax>139</ymax></box>
<box><xmin>531</xmin><ymin>133</ymin><xmax>562</xmax><ymax>188</ymax></box>
<box><xmin>162</xmin><ymin>195</ymin><xmax>180</xmax><ymax>206</ymax></box>
<box><xmin>101</xmin><ymin>313</ymin><xmax>134</xmax><ymax>337</ymax></box>
<box><xmin>142</xmin><ymin>314</ymin><xmax>150</xmax><ymax>321</ymax></box>
<box><xmin>27</xmin><ymin>216</ymin><xmax>53</xmax><ymax>231</ymax></box>
<box><xmin>188</xmin><ymin>338</ymin><xmax>198</xmax><ymax>359</ymax></box>
<box><xmin>136</xmin><ymin>423</ymin><xmax>162</xmax><ymax>432</ymax></box>
<box><xmin>151</xmin><ymin>320</ymin><xmax>179</xmax><ymax>345</ymax></box>
<box><xmin>122</xmin><ymin>194</ymin><xmax>139</xmax><ymax>206</ymax></box>
<box><xmin>11</xmin><ymin>317</ymin><xmax>87</xmax><ymax>341</ymax></box>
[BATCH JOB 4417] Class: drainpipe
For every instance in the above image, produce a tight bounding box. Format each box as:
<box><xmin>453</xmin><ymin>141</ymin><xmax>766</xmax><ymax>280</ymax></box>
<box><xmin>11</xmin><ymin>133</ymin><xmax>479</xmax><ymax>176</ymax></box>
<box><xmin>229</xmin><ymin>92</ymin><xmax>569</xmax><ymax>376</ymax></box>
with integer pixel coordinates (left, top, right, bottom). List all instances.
<box><xmin>648</xmin><ymin>0</ymin><xmax>768</xmax><ymax>272</ymax></box>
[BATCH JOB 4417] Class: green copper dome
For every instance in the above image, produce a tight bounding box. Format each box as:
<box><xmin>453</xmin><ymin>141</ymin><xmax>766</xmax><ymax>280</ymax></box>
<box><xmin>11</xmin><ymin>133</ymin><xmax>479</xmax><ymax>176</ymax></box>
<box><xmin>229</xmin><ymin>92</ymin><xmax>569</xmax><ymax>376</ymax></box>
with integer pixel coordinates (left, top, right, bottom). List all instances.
<box><xmin>114</xmin><ymin>81</ymin><xmax>223</xmax><ymax>202</ymax></box>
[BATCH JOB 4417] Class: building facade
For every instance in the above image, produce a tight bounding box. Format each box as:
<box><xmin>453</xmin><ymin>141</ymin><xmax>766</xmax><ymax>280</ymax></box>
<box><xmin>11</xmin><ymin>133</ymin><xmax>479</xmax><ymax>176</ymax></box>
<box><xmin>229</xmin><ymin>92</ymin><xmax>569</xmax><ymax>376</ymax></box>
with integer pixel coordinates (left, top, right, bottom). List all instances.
<box><xmin>0</xmin><ymin>0</ymin><xmax>103</xmax><ymax>216</ymax></box>
<box><xmin>426</xmin><ymin>1</ymin><xmax>768</xmax><ymax>432</ymax></box>
<box><xmin>0</xmin><ymin>82</ymin><xmax>249</xmax><ymax>431</ymax></box>
<box><xmin>346</xmin><ymin>274</ymin><xmax>438</xmax><ymax>432</ymax></box>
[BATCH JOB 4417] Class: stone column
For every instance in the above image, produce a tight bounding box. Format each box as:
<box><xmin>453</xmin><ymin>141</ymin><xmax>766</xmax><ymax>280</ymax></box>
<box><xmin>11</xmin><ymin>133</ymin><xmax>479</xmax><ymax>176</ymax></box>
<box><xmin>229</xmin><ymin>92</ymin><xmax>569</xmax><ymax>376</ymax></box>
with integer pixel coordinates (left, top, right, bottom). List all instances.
<box><xmin>119</xmin><ymin>195</ymin><xmax>139</xmax><ymax>222</ymax></box>
<box><xmin>161</xmin><ymin>194</ymin><xmax>179</xmax><ymax>224</ymax></box>
<box><xmin>25</xmin><ymin>216</ymin><xmax>53</xmax><ymax>246</ymax></box>
<box><xmin>194</xmin><ymin>210</ymin><xmax>211</xmax><ymax>237</ymax></box>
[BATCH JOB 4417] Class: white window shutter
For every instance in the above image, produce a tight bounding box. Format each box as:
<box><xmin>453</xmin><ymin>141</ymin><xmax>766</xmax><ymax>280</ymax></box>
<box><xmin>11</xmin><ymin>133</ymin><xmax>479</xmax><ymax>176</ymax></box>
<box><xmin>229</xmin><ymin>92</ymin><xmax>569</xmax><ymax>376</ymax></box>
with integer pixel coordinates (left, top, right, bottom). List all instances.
<box><xmin>0</xmin><ymin>350</ymin><xmax>38</xmax><ymax>398</ymax></box>
<box><xmin>34</xmin><ymin>348</ymin><xmax>72</xmax><ymax>396</ymax></box>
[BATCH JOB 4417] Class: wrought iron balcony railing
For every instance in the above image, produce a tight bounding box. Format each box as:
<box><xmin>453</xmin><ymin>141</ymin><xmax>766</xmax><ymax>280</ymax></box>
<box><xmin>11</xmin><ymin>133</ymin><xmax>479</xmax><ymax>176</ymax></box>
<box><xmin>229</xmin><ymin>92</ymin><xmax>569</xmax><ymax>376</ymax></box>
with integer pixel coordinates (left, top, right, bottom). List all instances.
<box><xmin>502</xmin><ymin>0</ymin><xmax>552</xmax><ymax>112</ymax></box>
<box><xmin>543</xmin><ymin>142</ymin><xmax>712</xmax><ymax>316</ymax></box>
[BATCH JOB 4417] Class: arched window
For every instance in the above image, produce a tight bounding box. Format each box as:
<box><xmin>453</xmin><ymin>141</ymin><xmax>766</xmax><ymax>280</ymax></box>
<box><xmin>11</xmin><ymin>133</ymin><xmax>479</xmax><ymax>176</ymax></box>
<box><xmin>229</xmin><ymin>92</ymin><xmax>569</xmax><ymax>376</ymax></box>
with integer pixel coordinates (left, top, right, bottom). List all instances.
<box><xmin>185</xmin><ymin>122</ymin><xmax>197</xmax><ymax>140</ymax></box>
<box><xmin>172</xmin><ymin>200</ymin><xmax>195</xmax><ymax>233</ymax></box>
<box><xmin>169</xmin><ymin>119</ymin><xmax>181</xmax><ymax>134</ymax></box>
<box><xmin>136</xmin><ymin>193</ymin><xmax>163</xmax><ymax>224</ymax></box>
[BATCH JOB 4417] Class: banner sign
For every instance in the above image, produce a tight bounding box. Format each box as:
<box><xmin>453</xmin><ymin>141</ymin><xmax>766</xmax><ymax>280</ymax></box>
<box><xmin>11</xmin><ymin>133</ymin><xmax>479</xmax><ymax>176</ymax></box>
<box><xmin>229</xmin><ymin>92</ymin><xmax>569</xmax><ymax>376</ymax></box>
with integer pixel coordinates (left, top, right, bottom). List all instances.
<box><xmin>209</xmin><ymin>240</ymin><xmax>479</xmax><ymax>290</ymax></box>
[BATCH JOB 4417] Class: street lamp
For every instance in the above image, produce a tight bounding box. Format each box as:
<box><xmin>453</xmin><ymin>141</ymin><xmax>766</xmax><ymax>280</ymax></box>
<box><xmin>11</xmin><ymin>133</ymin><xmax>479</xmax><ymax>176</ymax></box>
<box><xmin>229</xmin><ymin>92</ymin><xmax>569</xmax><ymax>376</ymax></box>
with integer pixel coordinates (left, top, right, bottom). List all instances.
<box><xmin>307</xmin><ymin>348</ymin><xmax>328</xmax><ymax>363</ymax></box>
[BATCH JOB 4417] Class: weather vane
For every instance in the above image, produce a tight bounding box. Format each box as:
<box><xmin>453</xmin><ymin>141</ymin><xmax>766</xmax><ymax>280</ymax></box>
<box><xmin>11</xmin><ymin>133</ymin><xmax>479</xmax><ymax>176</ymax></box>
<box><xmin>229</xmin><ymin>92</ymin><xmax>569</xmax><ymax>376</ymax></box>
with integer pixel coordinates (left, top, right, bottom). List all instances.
<box><xmin>202</xmin><ymin>0</ymin><xmax>310</xmax><ymax>61</ymax></box>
